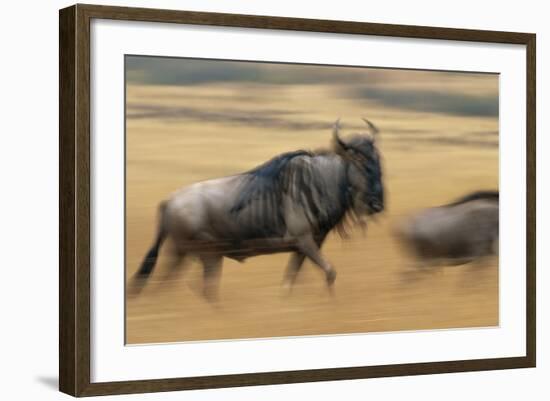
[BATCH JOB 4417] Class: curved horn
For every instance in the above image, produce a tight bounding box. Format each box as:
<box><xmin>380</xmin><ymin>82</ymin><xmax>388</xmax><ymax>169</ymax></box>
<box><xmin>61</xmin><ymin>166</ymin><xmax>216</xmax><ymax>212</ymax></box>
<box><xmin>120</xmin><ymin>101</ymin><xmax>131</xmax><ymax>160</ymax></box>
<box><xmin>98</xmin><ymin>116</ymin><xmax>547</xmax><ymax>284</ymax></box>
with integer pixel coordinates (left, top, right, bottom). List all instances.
<box><xmin>362</xmin><ymin>118</ymin><xmax>379</xmax><ymax>137</ymax></box>
<box><xmin>332</xmin><ymin>118</ymin><xmax>348</xmax><ymax>151</ymax></box>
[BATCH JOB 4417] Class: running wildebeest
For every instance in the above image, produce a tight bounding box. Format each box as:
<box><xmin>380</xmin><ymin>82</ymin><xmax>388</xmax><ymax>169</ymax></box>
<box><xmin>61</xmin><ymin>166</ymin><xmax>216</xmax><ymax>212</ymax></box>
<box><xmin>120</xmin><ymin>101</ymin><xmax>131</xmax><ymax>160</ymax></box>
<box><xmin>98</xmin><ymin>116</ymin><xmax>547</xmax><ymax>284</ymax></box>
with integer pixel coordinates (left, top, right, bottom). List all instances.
<box><xmin>395</xmin><ymin>190</ymin><xmax>499</xmax><ymax>273</ymax></box>
<box><xmin>133</xmin><ymin>118</ymin><xmax>385</xmax><ymax>299</ymax></box>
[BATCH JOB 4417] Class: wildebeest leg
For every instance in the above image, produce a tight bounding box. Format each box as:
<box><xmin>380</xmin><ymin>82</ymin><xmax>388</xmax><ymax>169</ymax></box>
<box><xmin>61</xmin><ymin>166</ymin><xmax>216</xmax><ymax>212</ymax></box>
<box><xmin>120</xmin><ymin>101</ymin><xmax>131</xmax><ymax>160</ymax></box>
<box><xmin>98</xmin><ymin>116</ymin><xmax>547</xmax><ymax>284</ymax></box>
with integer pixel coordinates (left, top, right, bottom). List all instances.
<box><xmin>158</xmin><ymin>239</ymin><xmax>189</xmax><ymax>280</ymax></box>
<box><xmin>200</xmin><ymin>254</ymin><xmax>223</xmax><ymax>302</ymax></box>
<box><xmin>160</xmin><ymin>250</ymin><xmax>188</xmax><ymax>282</ymax></box>
<box><xmin>296</xmin><ymin>236</ymin><xmax>336</xmax><ymax>286</ymax></box>
<box><xmin>282</xmin><ymin>252</ymin><xmax>306</xmax><ymax>291</ymax></box>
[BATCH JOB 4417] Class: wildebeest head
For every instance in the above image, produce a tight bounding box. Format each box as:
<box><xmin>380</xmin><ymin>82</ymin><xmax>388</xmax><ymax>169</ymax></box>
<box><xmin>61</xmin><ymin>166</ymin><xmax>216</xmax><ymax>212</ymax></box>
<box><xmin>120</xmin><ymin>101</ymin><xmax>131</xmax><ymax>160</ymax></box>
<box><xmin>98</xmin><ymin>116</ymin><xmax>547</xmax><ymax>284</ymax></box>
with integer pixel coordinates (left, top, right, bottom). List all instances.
<box><xmin>333</xmin><ymin>119</ymin><xmax>384</xmax><ymax>215</ymax></box>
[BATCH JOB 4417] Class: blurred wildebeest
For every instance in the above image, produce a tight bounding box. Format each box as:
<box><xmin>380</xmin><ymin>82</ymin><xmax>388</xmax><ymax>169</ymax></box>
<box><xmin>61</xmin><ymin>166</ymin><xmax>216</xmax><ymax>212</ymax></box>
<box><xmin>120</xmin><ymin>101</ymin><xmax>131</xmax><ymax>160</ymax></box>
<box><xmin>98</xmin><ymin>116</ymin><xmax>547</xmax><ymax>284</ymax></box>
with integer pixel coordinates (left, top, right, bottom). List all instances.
<box><xmin>134</xmin><ymin>119</ymin><xmax>385</xmax><ymax>299</ymax></box>
<box><xmin>395</xmin><ymin>191</ymin><xmax>499</xmax><ymax>271</ymax></box>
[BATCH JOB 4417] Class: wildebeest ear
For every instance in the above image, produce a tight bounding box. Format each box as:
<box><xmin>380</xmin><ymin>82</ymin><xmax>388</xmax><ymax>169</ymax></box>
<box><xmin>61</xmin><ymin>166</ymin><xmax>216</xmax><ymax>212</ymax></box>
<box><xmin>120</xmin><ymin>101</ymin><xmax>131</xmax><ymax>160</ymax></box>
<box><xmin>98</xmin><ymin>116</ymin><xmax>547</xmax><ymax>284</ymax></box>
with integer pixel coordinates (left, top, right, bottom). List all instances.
<box><xmin>332</xmin><ymin>118</ymin><xmax>349</xmax><ymax>155</ymax></box>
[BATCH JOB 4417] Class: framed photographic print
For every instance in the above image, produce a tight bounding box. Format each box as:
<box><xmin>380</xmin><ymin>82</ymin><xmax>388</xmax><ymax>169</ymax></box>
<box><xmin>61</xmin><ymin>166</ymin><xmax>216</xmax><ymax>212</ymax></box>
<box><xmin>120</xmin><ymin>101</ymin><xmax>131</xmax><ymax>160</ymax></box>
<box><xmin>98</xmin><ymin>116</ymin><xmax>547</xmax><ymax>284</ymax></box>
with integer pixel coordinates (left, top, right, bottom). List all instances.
<box><xmin>59</xmin><ymin>4</ymin><xmax>536</xmax><ymax>397</ymax></box>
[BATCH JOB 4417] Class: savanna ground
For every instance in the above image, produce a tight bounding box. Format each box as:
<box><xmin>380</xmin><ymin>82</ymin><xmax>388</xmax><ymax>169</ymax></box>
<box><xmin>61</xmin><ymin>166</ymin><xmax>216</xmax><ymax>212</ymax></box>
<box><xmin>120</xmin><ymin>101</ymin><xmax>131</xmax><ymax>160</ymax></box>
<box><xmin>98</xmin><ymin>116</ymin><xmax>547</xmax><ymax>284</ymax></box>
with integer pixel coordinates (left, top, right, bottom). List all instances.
<box><xmin>125</xmin><ymin>63</ymin><xmax>498</xmax><ymax>344</ymax></box>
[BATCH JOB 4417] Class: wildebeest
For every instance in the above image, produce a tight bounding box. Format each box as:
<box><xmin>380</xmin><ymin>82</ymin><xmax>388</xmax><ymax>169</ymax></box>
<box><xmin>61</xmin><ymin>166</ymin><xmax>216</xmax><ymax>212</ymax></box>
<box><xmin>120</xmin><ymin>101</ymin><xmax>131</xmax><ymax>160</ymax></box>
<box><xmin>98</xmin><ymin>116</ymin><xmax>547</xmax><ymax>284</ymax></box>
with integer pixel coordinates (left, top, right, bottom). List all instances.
<box><xmin>395</xmin><ymin>190</ymin><xmax>499</xmax><ymax>271</ymax></box>
<box><xmin>133</xmin><ymin>119</ymin><xmax>385</xmax><ymax>299</ymax></box>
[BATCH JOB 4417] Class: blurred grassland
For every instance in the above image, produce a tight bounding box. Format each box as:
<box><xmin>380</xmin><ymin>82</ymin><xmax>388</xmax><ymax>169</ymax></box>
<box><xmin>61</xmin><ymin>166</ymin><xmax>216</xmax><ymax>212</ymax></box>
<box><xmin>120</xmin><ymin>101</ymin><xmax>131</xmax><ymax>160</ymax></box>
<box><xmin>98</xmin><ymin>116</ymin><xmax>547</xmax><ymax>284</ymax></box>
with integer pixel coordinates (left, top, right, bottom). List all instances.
<box><xmin>125</xmin><ymin>62</ymin><xmax>498</xmax><ymax>344</ymax></box>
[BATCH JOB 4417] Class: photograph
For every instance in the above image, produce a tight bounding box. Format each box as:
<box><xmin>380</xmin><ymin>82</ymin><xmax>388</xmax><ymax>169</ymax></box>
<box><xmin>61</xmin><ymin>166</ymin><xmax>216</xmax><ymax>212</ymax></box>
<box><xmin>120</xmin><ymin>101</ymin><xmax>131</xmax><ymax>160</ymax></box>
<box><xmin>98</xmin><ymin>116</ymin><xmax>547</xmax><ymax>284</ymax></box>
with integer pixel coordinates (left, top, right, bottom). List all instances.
<box><xmin>56</xmin><ymin>3</ymin><xmax>536</xmax><ymax>396</ymax></box>
<box><xmin>125</xmin><ymin>56</ymin><xmax>499</xmax><ymax>345</ymax></box>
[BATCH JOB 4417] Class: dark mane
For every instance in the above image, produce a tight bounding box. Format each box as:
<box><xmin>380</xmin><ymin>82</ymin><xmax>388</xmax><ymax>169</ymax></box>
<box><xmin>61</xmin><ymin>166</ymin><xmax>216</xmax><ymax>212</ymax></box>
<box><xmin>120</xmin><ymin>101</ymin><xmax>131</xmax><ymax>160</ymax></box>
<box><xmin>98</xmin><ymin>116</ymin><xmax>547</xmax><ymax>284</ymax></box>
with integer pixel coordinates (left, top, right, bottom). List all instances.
<box><xmin>230</xmin><ymin>149</ymin><xmax>353</xmax><ymax>238</ymax></box>
<box><xmin>230</xmin><ymin>150</ymin><xmax>313</xmax><ymax>213</ymax></box>
<box><xmin>248</xmin><ymin>150</ymin><xmax>313</xmax><ymax>176</ymax></box>
<box><xmin>445</xmin><ymin>190</ymin><xmax>499</xmax><ymax>207</ymax></box>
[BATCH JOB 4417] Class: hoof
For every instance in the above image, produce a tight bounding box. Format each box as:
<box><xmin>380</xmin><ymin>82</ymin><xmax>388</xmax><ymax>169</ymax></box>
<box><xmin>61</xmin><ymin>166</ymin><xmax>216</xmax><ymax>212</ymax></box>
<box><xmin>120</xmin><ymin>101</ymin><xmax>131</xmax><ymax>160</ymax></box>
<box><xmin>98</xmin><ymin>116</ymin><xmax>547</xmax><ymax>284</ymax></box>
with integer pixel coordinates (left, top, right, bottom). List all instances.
<box><xmin>280</xmin><ymin>283</ymin><xmax>294</xmax><ymax>298</ymax></box>
<box><xmin>202</xmin><ymin>288</ymin><xmax>220</xmax><ymax>303</ymax></box>
<box><xmin>281</xmin><ymin>280</ymin><xmax>293</xmax><ymax>292</ymax></box>
<box><xmin>326</xmin><ymin>270</ymin><xmax>337</xmax><ymax>286</ymax></box>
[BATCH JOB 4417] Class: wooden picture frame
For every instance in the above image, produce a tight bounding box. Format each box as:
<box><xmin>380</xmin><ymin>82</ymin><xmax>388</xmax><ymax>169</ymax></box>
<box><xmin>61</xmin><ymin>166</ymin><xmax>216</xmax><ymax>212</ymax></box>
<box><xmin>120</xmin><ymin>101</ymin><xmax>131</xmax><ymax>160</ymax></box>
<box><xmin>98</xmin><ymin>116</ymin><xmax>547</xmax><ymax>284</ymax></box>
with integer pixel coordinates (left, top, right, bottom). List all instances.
<box><xmin>59</xmin><ymin>3</ymin><xmax>536</xmax><ymax>397</ymax></box>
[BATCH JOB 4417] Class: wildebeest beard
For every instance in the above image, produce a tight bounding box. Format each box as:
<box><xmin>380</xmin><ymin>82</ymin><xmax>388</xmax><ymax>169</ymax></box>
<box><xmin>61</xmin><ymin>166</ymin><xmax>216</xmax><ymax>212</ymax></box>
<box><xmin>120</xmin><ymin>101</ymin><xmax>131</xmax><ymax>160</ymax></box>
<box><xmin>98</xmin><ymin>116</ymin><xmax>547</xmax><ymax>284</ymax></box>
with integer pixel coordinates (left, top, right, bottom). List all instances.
<box><xmin>229</xmin><ymin>149</ymin><xmax>365</xmax><ymax>241</ymax></box>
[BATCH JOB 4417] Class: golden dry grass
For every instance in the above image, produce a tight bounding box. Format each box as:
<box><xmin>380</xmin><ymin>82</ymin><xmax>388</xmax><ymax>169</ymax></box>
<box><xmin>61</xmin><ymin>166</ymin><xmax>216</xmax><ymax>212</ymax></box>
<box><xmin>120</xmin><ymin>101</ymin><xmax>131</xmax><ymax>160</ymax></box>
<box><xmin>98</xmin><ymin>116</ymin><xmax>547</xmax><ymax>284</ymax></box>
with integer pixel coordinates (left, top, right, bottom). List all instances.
<box><xmin>125</xmin><ymin>80</ymin><xmax>498</xmax><ymax>344</ymax></box>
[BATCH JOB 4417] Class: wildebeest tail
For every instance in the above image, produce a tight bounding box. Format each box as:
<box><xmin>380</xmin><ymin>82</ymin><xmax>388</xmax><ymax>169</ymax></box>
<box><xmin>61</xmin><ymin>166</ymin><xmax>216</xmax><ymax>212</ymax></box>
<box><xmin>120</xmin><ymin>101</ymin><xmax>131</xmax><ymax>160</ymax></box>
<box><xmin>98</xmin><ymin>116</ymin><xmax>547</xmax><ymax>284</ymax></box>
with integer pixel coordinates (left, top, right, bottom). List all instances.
<box><xmin>135</xmin><ymin>201</ymin><xmax>168</xmax><ymax>279</ymax></box>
